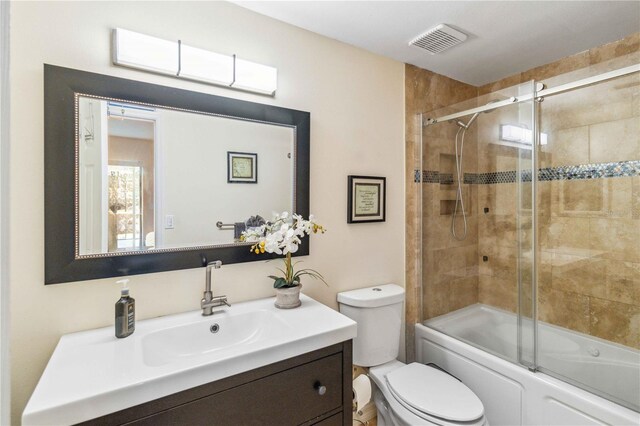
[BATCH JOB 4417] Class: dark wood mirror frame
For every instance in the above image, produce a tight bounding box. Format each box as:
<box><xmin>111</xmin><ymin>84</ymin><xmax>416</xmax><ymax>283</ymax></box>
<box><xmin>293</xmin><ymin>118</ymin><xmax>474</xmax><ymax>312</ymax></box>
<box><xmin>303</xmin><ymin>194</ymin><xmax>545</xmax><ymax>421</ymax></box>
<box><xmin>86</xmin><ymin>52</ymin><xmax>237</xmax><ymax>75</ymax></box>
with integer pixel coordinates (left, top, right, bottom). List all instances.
<box><xmin>44</xmin><ymin>64</ymin><xmax>310</xmax><ymax>284</ymax></box>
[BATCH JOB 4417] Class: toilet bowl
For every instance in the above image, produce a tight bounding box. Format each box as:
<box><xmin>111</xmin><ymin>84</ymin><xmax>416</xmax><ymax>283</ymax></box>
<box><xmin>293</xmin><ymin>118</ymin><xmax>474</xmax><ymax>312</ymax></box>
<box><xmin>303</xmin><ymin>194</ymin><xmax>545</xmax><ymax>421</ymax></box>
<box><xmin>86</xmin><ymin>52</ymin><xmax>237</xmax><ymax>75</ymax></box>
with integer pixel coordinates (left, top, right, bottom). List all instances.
<box><xmin>338</xmin><ymin>284</ymin><xmax>487</xmax><ymax>426</ymax></box>
<box><xmin>369</xmin><ymin>360</ymin><xmax>487</xmax><ymax>426</ymax></box>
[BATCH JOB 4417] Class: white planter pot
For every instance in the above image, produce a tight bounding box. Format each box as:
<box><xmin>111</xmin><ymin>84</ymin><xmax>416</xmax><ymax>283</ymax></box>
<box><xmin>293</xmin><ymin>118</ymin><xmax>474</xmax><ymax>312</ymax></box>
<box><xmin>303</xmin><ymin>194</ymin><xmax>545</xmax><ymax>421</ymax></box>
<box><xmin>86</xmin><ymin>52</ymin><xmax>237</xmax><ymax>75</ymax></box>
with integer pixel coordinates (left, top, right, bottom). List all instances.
<box><xmin>274</xmin><ymin>285</ymin><xmax>302</xmax><ymax>309</ymax></box>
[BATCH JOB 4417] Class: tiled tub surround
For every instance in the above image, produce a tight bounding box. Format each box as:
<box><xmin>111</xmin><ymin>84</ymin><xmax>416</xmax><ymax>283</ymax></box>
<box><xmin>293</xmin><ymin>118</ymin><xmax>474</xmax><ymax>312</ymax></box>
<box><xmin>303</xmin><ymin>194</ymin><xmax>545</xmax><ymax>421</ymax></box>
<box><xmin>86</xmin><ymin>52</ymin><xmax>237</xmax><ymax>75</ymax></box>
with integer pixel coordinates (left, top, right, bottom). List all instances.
<box><xmin>420</xmin><ymin>126</ymin><xmax>638</xmax><ymax>349</ymax></box>
<box><xmin>417</xmin><ymin>162</ymin><xmax>640</xmax><ymax>349</ymax></box>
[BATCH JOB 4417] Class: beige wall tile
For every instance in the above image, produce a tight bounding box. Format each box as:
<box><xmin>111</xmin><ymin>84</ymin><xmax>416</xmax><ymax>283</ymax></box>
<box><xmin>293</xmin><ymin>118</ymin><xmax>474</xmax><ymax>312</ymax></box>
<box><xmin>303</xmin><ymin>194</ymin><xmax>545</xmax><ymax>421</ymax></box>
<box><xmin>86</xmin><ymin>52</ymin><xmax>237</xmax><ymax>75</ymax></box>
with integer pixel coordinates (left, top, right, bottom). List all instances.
<box><xmin>560</xmin><ymin>180</ymin><xmax>605</xmax><ymax>216</ymax></box>
<box><xmin>478</xmin><ymin>73</ymin><xmax>523</xmax><ymax>96</ymax></box>
<box><xmin>494</xmin><ymin>183</ymin><xmax>518</xmax><ymax>215</ymax></box>
<box><xmin>606</xmin><ymin>177</ymin><xmax>634</xmax><ymax>219</ymax></box>
<box><xmin>449</xmin><ymin>276</ymin><xmax>479</xmax><ymax>312</ymax></box>
<box><xmin>478</xmin><ymin>275</ymin><xmax>517</xmax><ymax>312</ymax></box>
<box><xmin>605</xmin><ymin>260</ymin><xmax>640</xmax><ymax>305</ymax></box>
<box><xmin>480</xmin><ymin>213</ymin><xmax>520</xmax><ymax>249</ymax></box>
<box><xmin>633</xmin><ymin>176</ymin><xmax>640</xmax><ymax>219</ymax></box>
<box><xmin>521</xmin><ymin>51</ymin><xmax>591</xmax><ymax>82</ymax></box>
<box><xmin>542</xmin><ymin>125</ymin><xmax>590</xmax><ymax>168</ymax></box>
<box><xmin>421</xmin><ymin>183</ymin><xmax>436</xmax><ymax>218</ymax></box>
<box><xmin>540</xmin><ymin>76</ymin><xmax>637</xmax><ymax>132</ymax></box>
<box><xmin>477</xmin><ymin>184</ymin><xmax>494</xmax><ymax>209</ymax></box>
<box><xmin>538</xmin><ymin>286</ymin><xmax>590</xmax><ymax>334</ymax></box>
<box><xmin>478</xmin><ymin>244</ymin><xmax>518</xmax><ymax>282</ymax></box>
<box><xmin>589</xmin><ymin>32</ymin><xmax>640</xmax><ymax>65</ymax></box>
<box><xmin>423</xmin><ymin>280</ymin><xmax>451</xmax><ymax>319</ymax></box>
<box><xmin>590</xmin><ymin>218</ymin><xmax>640</xmax><ymax>263</ymax></box>
<box><xmin>589</xmin><ymin>298</ymin><xmax>640</xmax><ymax>349</ymax></box>
<box><xmin>589</xmin><ymin>116</ymin><xmax>640</xmax><ymax>164</ymax></box>
<box><xmin>552</xmin><ymin>255</ymin><xmax>606</xmax><ymax>298</ymax></box>
<box><xmin>540</xmin><ymin>215</ymin><xmax>591</xmax><ymax>254</ymax></box>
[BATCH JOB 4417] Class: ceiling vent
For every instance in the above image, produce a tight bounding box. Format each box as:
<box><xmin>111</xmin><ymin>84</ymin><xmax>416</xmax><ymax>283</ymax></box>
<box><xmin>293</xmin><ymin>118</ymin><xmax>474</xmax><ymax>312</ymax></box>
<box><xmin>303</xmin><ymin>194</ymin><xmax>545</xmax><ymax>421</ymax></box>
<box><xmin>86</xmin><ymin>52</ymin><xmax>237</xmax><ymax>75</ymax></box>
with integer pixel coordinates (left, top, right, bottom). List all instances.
<box><xmin>409</xmin><ymin>24</ymin><xmax>467</xmax><ymax>54</ymax></box>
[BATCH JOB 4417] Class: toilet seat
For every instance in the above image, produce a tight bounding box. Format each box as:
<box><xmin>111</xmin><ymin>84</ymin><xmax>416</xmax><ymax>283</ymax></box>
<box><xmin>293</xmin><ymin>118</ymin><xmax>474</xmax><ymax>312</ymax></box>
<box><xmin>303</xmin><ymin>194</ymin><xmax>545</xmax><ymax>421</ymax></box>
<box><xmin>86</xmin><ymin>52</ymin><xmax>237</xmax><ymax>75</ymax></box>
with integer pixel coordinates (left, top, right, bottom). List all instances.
<box><xmin>385</xmin><ymin>363</ymin><xmax>485</xmax><ymax>425</ymax></box>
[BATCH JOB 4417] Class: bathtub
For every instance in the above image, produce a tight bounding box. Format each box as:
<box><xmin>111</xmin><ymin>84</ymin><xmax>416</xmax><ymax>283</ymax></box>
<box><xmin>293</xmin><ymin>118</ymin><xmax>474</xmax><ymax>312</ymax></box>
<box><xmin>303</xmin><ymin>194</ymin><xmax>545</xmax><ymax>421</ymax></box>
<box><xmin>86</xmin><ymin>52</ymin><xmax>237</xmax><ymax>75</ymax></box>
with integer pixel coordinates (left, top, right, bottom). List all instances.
<box><xmin>417</xmin><ymin>304</ymin><xmax>640</xmax><ymax>425</ymax></box>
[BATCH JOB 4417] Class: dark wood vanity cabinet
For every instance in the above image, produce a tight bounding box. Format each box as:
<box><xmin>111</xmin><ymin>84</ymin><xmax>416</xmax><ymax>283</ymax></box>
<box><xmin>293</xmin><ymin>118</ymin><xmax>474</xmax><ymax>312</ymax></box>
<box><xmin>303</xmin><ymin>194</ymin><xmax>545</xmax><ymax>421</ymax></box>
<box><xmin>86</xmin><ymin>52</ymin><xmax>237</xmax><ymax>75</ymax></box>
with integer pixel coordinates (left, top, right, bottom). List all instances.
<box><xmin>80</xmin><ymin>341</ymin><xmax>352</xmax><ymax>426</ymax></box>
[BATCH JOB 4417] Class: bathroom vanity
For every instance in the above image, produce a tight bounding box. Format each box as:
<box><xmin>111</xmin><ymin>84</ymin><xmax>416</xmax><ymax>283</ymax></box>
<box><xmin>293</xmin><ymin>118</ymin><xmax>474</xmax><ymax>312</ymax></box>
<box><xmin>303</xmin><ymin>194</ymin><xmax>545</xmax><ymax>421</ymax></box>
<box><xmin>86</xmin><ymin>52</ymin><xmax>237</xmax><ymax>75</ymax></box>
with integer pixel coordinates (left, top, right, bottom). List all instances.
<box><xmin>22</xmin><ymin>295</ymin><xmax>356</xmax><ymax>425</ymax></box>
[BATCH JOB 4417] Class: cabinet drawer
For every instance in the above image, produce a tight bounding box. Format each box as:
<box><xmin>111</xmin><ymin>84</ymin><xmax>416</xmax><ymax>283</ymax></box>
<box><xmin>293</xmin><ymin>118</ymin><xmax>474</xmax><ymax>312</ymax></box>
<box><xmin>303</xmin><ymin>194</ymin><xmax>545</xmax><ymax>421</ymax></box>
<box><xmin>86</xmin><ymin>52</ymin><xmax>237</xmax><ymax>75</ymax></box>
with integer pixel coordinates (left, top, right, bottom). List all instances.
<box><xmin>311</xmin><ymin>412</ymin><xmax>343</xmax><ymax>426</ymax></box>
<box><xmin>129</xmin><ymin>353</ymin><xmax>343</xmax><ymax>426</ymax></box>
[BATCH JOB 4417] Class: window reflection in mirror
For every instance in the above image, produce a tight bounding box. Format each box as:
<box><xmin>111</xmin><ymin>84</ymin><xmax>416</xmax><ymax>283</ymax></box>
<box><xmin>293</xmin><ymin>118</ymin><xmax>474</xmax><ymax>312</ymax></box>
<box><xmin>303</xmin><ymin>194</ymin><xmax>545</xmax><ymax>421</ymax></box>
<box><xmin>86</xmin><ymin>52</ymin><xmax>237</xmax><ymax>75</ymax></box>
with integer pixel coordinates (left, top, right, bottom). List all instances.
<box><xmin>77</xmin><ymin>95</ymin><xmax>295</xmax><ymax>257</ymax></box>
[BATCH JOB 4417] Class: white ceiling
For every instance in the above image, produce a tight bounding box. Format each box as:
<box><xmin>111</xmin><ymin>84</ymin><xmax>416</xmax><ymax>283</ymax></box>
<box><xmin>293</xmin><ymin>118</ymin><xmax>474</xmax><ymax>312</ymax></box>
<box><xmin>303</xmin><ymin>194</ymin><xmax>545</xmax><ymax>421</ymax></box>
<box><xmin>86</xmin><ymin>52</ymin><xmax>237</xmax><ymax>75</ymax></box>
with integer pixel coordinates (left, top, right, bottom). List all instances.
<box><xmin>234</xmin><ymin>1</ymin><xmax>640</xmax><ymax>86</ymax></box>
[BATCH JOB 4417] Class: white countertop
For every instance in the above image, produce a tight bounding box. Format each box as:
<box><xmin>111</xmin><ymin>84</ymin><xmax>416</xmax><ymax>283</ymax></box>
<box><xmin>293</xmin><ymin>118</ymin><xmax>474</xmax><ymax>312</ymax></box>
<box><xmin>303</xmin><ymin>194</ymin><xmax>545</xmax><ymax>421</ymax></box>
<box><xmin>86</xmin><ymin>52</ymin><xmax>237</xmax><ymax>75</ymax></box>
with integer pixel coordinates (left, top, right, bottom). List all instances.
<box><xmin>22</xmin><ymin>294</ymin><xmax>357</xmax><ymax>425</ymax></box>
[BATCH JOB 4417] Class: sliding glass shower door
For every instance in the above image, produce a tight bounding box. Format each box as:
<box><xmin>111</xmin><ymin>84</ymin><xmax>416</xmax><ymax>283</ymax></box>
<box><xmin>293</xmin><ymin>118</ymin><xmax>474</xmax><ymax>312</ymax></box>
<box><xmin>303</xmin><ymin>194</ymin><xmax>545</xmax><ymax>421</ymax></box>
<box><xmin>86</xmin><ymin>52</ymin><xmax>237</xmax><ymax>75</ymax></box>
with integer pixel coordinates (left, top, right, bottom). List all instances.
<box><xmin>535</xmin><ymin>68</ymin><xmax>640</xmax><ymax>411</ymax></box>
<box><xmin>420</xmin><ymin>81</ymin><xmax>537</xmax><ymax>366</ymax></box>
<box><xmin>420</xmin><ymin>61</ymin><xmax>640</xmax><ymax>411</ymax></box>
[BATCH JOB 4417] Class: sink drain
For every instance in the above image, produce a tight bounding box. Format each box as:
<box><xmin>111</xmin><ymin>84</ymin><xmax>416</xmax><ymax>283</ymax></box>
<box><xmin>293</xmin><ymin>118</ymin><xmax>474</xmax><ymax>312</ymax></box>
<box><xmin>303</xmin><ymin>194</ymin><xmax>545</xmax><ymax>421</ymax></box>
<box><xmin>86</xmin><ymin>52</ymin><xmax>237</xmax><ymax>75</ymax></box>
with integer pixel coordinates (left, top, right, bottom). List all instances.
<box><xmin>210</xmin><ymin>324</ymin><xmax>220</xmax><ymax>334</ymax></box>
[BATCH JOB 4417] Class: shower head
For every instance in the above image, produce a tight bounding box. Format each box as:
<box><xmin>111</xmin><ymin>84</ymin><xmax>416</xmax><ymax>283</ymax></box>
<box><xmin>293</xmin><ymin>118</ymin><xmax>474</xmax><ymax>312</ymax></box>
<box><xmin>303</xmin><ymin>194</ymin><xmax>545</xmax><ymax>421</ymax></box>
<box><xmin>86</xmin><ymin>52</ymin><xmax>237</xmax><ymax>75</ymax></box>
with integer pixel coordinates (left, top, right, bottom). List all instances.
<box><xmin>454</xmin><ymin>112</ymin><xmax>479</xmax><ymax>129</ymax></box>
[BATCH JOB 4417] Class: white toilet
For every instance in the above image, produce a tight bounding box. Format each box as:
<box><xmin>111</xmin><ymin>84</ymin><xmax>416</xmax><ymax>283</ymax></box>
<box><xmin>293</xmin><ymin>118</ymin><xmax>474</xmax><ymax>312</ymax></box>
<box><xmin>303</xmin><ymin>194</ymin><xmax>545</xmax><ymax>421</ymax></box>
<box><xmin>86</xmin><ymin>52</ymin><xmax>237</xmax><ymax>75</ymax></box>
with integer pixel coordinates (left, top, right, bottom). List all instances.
<box><xmin>338</xmin><ymin>284</ymin><xmax>488</xmax><ymax>426</ymax></box>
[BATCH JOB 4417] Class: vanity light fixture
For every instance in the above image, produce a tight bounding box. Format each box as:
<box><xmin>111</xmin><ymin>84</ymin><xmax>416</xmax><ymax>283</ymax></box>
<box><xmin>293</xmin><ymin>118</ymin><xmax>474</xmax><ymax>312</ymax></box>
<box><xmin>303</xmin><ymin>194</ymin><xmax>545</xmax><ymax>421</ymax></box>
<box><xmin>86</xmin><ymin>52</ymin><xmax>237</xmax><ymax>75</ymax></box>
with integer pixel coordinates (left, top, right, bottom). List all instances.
<box><xmin>112</xmin><ymin>28</ymin><xmax>277</xmax><ymax>95</ymax></box>
<box><xmin>500</xmin><ymin>124</ymin><xmax>548</xmax><ymax>147</ymax></box>
<box><xmin>113</xmin><ymin>28</ymin><xmax>179</xmax><ymax>75</ymax></box>
<box><xmin>179</xmin><ymin>44</ymin><xmax>235</xmax><ymax>86</ymax></box>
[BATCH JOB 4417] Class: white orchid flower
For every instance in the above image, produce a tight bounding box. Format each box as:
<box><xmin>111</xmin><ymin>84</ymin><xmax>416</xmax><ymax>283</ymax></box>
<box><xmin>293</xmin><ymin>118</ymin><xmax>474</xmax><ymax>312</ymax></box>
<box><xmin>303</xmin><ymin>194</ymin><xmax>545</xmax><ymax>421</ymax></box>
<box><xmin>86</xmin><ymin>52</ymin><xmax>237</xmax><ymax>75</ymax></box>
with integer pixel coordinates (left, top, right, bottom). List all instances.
<box><xmin>240</xmin><ymin>212</ymin><xmax>326</xmax><ymax>289</ymax></box>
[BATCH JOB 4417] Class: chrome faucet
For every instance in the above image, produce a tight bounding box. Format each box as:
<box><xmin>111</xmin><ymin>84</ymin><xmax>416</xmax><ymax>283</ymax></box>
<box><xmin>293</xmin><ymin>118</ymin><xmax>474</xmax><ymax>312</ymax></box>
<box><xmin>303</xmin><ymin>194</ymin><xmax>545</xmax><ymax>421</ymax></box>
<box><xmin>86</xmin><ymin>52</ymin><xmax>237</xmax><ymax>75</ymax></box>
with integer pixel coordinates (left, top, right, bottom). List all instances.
<box><xmin>201</xmin><ymin>259</ymin><xmax>230</xmax><ymax>316</ymax></box>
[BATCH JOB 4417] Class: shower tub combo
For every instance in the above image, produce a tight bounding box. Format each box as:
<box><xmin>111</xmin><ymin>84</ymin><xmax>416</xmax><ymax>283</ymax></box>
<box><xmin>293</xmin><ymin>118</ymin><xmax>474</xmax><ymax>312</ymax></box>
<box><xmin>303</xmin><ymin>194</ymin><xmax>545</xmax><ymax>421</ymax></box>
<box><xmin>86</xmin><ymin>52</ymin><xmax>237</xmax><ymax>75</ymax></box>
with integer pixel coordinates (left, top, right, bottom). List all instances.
<box><xmin>417</xmin><ymin>59</ymin><xmax>640</xmax><ymax>425</ymax></box>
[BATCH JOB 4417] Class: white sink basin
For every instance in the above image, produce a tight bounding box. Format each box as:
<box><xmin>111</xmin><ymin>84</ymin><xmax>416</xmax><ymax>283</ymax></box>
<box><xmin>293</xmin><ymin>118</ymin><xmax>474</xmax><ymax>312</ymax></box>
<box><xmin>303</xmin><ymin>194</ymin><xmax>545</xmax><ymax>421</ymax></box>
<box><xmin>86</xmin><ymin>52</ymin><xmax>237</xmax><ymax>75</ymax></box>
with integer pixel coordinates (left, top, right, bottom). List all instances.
<box><xmin>142</xmin><ymin>309</ymin><xmax>292</xmax><ymax>366</ymax></box>
<box><xmin>22</xmin><ymin>294</ymin><xmax>356</xmax><ymax>425</ymax></box>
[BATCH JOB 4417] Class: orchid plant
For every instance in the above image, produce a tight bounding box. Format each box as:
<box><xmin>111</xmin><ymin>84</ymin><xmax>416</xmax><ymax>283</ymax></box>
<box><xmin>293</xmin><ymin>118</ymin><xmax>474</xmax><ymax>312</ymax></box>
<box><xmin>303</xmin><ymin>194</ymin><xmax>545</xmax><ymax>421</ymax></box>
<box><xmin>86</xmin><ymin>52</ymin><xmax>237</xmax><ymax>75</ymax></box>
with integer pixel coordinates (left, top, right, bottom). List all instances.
<box><xmin>241</xmin><ymin>212</ymin><xmax>327</xmax><ymax>289</ymax></box>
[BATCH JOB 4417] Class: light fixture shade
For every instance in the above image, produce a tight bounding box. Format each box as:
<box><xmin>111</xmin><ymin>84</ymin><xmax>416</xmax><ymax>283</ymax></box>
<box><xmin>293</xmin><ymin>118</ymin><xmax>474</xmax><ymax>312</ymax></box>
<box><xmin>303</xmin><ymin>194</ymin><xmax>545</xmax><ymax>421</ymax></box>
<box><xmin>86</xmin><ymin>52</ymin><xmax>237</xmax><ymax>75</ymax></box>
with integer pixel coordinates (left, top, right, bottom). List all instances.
<box><xmin>500</xmin><ymin>124</ymin><xmax>548</xmax><ymax>146</ymax></box>
<box><xmin>180</xmin><ymin>44</ymin><xmax>234</xmax><ymax>86</ymax></box>
<box><xmin>233</xmin><ymin>58</ymin><xmax>278</xmax><ymax>95</ymax></box>
<box><xmin>112</xmin><ymin>28</ymin><xmax>278</xmax><ymax>96</ymax></box>
<box><xmin>113</xmin><ymin>28</ymin><xmax>178</xmax><ymax>75</ymax></box>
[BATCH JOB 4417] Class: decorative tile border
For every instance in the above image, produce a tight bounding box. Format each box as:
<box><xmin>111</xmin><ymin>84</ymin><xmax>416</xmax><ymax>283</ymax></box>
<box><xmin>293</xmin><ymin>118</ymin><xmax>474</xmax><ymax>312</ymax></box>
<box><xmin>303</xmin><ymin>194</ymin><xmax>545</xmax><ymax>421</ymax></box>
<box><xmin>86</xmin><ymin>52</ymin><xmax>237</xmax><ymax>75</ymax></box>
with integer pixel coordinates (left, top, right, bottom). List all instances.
<box><xmin>415</xmin><ymin>160</ymin><xmax>640</xmax><ymax>185</ymax></box>
<box><xmin>538</xmin><ymin>161</ymin><xmax>640</xmax><ymax>181</ymax></box>
<box><xmin>418</xmin><ymin>170</ymin><xmax>454</xmax><ymax>184</ymax></box>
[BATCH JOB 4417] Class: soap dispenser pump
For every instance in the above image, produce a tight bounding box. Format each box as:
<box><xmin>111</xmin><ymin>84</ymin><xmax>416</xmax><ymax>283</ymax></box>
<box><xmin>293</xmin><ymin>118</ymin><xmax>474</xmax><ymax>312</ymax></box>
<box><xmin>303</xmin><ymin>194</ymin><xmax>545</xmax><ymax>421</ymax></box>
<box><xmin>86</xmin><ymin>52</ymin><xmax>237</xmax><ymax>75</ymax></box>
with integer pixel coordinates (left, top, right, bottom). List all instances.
<box><xmin>115</xmin><ymin>278</ymin><xmax>135</xmax><ymax>338</ymax></box>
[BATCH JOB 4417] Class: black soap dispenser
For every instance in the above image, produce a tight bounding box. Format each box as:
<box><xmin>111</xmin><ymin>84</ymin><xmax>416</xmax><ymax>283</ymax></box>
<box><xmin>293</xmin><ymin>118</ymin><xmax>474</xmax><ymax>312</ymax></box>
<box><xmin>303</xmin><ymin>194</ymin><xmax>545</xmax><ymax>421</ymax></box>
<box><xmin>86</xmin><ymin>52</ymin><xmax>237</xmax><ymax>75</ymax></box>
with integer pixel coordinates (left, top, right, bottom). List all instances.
<box><xmin>115</xmin><ymin>278</ymin><xmax>135</xmax><ymax>338</ymax></box>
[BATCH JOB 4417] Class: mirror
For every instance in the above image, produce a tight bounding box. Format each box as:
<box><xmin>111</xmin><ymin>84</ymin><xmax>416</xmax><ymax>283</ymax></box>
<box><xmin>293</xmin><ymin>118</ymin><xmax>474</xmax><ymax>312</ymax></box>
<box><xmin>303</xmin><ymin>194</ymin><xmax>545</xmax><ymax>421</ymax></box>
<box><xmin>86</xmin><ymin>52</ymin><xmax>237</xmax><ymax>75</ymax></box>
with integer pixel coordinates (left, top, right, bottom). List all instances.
<box><xmin>77</xmin><ymin>96</ymin><xmax>294</xmax><ymax>255</ymax></box>
<box><xmin>45</xmin><ymin>65</ymin><xmax>309</xmax><ymax>284</ymax></box>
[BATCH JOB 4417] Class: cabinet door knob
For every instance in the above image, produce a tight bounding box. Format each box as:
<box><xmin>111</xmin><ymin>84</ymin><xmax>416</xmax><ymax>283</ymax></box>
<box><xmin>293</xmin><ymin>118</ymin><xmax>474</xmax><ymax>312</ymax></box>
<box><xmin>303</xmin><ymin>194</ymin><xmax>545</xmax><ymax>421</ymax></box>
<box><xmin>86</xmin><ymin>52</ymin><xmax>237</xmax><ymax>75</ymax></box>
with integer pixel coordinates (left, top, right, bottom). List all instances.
<box><xmin>314</xmin><ymin>381</ymin><xmax>327</xmax><ymax>396</ymax></box>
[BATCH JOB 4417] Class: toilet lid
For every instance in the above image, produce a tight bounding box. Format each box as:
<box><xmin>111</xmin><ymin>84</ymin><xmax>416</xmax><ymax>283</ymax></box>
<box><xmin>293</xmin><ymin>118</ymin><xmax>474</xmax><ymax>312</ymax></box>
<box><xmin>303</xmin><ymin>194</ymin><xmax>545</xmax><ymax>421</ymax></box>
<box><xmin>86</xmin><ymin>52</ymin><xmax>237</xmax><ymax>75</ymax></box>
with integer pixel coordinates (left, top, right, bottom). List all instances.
<box><xmin>385</xmin><ymin>363</ymin><xmax>484</xmax><ymax>422</ymax></box>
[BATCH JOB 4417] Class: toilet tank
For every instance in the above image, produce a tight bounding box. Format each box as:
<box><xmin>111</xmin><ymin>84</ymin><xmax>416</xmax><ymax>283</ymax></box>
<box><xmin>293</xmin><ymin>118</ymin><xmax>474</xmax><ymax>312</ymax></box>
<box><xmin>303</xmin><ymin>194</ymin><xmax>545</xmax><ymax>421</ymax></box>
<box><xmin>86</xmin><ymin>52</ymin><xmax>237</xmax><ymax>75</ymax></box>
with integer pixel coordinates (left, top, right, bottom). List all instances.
<box><xmin>337</xmin><ymin>284</ymin><xmax>404</xmax><ymax>367</ymax></box>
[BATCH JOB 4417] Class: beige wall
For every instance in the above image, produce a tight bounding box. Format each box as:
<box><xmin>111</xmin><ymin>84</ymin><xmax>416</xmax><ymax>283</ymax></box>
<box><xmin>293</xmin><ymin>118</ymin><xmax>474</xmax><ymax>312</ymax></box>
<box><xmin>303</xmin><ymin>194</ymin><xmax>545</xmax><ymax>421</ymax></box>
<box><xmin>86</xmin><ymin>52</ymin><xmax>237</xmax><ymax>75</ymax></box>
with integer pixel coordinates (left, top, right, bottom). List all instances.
<box><xmin>9</xmin><ymin>2</ymin><xmax>405</xmax><ymax>423</ymax></box>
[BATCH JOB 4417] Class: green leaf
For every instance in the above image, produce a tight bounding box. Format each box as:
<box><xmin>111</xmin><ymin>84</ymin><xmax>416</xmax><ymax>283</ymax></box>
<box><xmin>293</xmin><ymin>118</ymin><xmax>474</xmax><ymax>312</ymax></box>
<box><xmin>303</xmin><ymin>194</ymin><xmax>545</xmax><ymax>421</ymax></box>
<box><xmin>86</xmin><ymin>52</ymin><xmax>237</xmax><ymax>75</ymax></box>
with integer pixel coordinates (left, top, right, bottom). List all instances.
<box><xmin>291</xmin><ymin>269</ymin><xmax>329</xmax><ymax>287</ymax></box>
<box><xmin>273</xmin><ymin>278</ymin><xmax>288</xmax><ymax>288</ymax></box>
